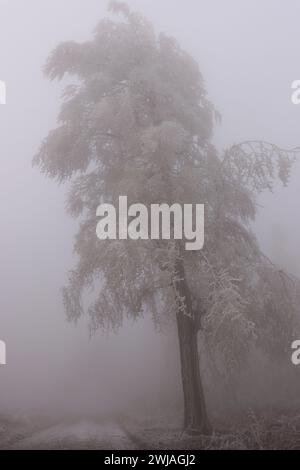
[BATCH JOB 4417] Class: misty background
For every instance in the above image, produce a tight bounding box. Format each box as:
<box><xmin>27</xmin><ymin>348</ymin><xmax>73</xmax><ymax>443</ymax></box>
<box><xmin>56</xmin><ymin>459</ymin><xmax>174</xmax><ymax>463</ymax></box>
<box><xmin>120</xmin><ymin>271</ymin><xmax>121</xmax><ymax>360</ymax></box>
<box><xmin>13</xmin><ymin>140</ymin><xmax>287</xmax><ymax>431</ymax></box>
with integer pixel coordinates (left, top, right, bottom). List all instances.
<box><xmin>0</xmin><ymin>0</ymin><xmax>300</xmax><ymax>418</ymax></box>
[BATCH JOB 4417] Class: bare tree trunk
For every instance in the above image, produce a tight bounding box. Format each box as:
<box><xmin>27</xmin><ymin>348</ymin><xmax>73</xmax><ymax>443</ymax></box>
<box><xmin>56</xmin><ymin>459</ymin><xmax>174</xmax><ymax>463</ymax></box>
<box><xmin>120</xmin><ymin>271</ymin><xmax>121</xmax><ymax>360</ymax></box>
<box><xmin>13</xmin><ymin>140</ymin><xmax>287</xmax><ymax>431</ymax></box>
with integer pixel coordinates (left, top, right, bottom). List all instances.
<box><xmin>174</xmin><ymin>258</ymin><xmax>211</xmax><ymax>434</ymax></box>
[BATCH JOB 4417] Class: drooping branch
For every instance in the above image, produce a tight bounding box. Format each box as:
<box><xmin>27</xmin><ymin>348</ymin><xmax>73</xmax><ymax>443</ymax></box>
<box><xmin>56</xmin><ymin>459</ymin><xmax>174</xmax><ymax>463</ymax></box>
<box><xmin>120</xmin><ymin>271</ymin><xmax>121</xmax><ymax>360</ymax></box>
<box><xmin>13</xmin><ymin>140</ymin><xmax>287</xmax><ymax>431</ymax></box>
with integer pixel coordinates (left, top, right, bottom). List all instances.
<box><xmin>222</xmin><ymin>140</ymin><xmax>300</xmax><ymax>193</ymax></box>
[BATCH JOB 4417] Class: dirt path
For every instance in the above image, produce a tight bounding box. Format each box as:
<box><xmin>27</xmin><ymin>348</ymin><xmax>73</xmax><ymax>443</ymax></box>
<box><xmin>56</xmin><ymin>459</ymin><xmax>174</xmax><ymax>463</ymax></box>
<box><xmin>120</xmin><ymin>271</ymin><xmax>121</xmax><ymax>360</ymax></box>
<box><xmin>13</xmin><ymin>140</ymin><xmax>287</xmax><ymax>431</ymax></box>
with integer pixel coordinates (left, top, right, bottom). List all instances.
<box><xmin>9</xmin><ymin>420</ymin><xmax>139</xmax><ymax>450</ymax></box>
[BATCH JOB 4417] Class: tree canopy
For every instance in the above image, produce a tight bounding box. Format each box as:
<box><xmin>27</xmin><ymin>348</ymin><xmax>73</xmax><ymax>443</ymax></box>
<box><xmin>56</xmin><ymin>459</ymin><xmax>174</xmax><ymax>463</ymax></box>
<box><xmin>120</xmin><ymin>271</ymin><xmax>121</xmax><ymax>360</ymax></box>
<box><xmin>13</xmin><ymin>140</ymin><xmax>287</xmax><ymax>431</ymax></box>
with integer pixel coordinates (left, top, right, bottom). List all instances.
<box><xmin>34</xmin><ymin>1</ymin><xmax>300</xmax><ymax>382</ymax></box>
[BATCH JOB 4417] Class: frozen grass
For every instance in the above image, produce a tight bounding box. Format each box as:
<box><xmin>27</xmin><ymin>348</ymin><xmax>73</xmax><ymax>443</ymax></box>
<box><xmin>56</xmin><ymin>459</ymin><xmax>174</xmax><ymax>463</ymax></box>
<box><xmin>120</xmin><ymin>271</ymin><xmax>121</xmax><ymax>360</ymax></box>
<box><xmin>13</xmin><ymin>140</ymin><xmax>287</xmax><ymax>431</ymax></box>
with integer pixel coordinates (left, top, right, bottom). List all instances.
<box><xmin>0</xmin><ymin>413</ymin><xmax>37</xmax><ymax>449</ymax></box>
<box><xmin>123</xmin><ymin>409</ymin><xmax>300</xmax><ymax>450</ymax></box>
<box><xmin>0</xmin><ymin>413</ymin><xmax>61</xmax><ymax>449</ymax></box>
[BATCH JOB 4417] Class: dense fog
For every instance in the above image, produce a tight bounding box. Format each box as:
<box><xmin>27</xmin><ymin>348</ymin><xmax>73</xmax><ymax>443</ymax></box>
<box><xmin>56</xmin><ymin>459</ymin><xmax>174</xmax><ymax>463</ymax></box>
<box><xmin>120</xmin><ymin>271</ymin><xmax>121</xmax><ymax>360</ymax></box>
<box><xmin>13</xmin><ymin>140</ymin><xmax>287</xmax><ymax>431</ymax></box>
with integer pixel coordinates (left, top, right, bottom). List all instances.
<box><xmin>0</xmin><ymin>0</ymin><xmax>300</xmax><ymax>435</ymax></box>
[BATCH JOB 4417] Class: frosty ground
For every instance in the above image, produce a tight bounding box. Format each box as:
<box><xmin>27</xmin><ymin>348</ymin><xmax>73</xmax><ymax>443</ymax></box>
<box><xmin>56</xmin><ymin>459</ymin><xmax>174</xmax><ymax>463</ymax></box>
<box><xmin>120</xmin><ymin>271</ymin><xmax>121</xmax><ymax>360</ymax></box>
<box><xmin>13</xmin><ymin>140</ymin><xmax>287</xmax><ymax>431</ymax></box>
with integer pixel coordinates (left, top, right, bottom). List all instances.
<box><xmin>1</xmin><ymin>411</ymin><xmax>300</xmax><ymax>450</ymax></box>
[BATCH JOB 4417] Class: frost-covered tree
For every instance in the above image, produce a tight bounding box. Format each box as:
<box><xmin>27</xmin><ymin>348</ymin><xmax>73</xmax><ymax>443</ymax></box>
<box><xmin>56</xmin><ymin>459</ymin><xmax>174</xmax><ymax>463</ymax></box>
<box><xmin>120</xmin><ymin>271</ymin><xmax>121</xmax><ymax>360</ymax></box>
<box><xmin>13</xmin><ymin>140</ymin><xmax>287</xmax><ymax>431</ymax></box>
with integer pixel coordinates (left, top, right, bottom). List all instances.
<box><xmin>34</xmin><ymin>2</ymin><xmax>300</xmax><ymax>433</ymax></box>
